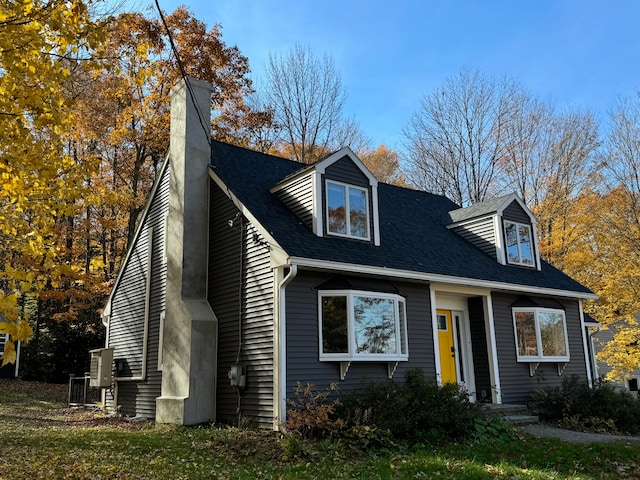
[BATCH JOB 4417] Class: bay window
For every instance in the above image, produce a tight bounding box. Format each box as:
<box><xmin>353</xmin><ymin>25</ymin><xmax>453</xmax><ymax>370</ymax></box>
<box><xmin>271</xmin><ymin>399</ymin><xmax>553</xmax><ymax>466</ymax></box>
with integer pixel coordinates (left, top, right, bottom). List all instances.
<box><xmin>319</xmin><ymin>290</ymin><xmax>408</xmax><ymax>361</ymax></box>
<box><xmin>513</xmin><ymin>307</ymin><xmax>569</xmax><ymax>362</ymax></box>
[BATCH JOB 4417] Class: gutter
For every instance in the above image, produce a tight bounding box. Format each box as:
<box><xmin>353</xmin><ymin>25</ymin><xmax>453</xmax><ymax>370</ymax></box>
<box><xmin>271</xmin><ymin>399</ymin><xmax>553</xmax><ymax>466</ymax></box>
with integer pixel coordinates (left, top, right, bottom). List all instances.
<box><xmin>285</xmin><ymin>256</ymin><xmax>598</xmax><ymax>301</ymax></box>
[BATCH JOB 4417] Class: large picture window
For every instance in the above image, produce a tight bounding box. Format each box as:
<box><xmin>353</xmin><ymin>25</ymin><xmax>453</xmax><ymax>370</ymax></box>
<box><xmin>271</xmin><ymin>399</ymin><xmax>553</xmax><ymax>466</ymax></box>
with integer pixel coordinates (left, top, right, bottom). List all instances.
<box><xmin>504</xmin><ymin>220</ymin><xmax>534</xmax><ymax>266</ymax></box>
<box><xmin>513</xmin><ymin>307</ymin><xmax>569</xmax><ymax>362</ymax></box>
<box><xmin>326</xmin><ymin>181</ymin><xmax>369</xmax><ymax>240</ymax></box>
<box><xmin>319</xmin><ymin>290</ymin><xmax>408</xmax><ymax>361</ymax></box>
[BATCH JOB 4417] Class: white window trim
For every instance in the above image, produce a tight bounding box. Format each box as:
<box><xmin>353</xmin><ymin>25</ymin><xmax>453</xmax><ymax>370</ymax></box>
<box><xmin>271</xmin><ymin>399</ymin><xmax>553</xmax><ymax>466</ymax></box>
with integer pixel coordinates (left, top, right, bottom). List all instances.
<box><xmin>162</xmin><ymin>213</ymin><xmax>169</xmax><ymax>265</ymax></box>
<box><xmin>504</xmin><ymin>220</ymin><xmax>535</xmax><ymax>267</ymax></box>
<box><xmin>318</xmin><ymin>289</ymin><xmax>408</xmax><ymax>362</ymax></box>
<box><xmin>512</xmin><ymin>307</ymin><xmax>570</xmax><ymax>362</ymax></box>
<box><xmin>325</xmin><ymin>180</ymin><xmax>371</xmax><ymax>241</ymax></box>
<box><xmin>157</xmin><ymin>311</ymin><xmax>165</xmax><ymax>371</ymax></box>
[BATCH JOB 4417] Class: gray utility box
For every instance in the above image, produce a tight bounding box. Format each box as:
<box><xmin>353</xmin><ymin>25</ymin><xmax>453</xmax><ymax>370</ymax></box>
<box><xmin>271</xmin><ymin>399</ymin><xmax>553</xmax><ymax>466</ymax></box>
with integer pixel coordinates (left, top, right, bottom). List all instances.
<box><xmin>89</xmin><ymin>347</ymin><xmax>114</xmax><ymax>388</ymax></box>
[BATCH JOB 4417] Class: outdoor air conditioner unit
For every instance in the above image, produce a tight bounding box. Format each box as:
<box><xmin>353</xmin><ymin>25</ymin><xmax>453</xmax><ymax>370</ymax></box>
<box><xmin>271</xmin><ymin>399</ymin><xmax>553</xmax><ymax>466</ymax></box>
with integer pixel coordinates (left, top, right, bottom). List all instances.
<box><xmin>89</xmin><ymin>347</ymin><xmax>114</xmax><ymax>388</ymax></box>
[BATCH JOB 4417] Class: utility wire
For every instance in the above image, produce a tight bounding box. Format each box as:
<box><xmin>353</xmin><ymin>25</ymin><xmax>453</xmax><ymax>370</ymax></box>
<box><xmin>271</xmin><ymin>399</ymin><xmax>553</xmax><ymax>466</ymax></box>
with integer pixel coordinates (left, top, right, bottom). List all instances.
<box><xmin>154</xmin><ymin>0</ymin><xmax>212</xmax><ymax>147</ymax></box>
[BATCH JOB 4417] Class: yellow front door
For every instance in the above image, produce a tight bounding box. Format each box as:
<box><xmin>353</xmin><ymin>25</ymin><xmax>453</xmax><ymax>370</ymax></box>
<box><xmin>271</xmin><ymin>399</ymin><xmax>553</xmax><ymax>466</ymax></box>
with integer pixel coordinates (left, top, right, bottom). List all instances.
<box><xmin>437</xmin><ymin>309</ymin><xmax>457</xmax><ymax>384</ymax></box>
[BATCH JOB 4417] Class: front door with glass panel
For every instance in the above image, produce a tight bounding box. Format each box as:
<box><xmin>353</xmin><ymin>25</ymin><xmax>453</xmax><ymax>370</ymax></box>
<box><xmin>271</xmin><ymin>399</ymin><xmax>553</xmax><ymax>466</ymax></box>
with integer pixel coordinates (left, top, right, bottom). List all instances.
<box><xmin>437</xmin><ymin>309</ymin><xmax>457</xmax><ymax>384</ymax></box>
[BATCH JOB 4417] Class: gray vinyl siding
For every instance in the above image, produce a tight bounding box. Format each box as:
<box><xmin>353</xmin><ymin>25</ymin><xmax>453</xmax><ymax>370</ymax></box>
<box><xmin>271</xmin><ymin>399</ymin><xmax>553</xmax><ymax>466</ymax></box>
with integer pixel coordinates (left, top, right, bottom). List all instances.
<box><xmin>105</xmin><ymin>163</ymin><xmax>169</xmax><ymax>418</ymax></box>
<box><xmin>284</xmin><ymin>271</ymin><xmax>435</xmax><ymax>399</ymax></box>
<box><xmin>468</xmin><ymin>297</ymin><xmax>492</xmax><ymax>401</ymax></box>
<box><xmin>324</xmin><ymin>156</ymin><xmax>369</xmax><ymax>187</ymax></box>
<box><xmin>209</xmin><ymin>181</ymin><xmax>274</xmax><ymax>427</ymax></box>
<box><xmin>451</xmin><ymin>217</ymin><xmax>497</xmax><ymax>259</ymax></box>
<box><xmin>502</xmin><ymin>201</ymin><xmax>531</xmax><ymax>224</ymax></box>
<box><xmin>274</xmin><ymin>174</ymin><xmax>314</xmax><ymax>229</ymax></box>
<box><xmin>491</xmin><ymin>292</ymin><xmax>587</xmax><ymax>404</ymax></box>
<box><xmin>591</xmin><ymin>327</ymin><xmax>615</xmax><ymax>381</ymax></box>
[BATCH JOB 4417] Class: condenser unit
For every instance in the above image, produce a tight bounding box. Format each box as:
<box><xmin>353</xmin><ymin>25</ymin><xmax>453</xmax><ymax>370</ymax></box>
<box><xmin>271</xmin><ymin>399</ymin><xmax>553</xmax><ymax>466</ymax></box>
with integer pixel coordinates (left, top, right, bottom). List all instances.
<box><xmin>89</xmin><ymin>347</ymin><xmax>114</xmax><ymax>388</ymax></box>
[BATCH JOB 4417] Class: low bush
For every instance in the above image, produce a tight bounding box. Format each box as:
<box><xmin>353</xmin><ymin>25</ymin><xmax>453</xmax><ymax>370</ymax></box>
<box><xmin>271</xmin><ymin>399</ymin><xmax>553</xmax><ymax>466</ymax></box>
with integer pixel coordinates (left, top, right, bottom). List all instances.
<box><xmin>284</xmin><ymin>381</ymin><xmax>345</xmax><ymax>439</ymax></box>
<box><xmin>528</xmin><ymin>376</ymin><xmax>640</xmax><ymax>434</ymax></box>
<box><xmin>337</xmin><ymin>369</ymin><xmax>480</xmax><ymax>445</ymax></box>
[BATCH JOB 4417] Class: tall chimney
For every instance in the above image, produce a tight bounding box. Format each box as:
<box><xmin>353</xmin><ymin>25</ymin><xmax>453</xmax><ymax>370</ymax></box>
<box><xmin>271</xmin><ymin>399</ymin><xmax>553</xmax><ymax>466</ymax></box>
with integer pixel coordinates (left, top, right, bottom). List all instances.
<box><xmin>156</xmin><ymin>77</ymin><xmax>218</xmax><ymax>425</ymax></box>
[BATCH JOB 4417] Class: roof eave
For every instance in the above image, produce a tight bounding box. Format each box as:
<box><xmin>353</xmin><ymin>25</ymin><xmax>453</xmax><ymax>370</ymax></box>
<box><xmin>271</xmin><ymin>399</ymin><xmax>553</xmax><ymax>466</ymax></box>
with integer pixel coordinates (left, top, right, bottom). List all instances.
<box><xmin>209</xmin><ymin>167</ymin><xmax>289</xmax><ymax>265</ymax></box>
<box><xmin>283</xmin><ymin>256</ymin><xmax>598</xmax><ymax>300</ymax></box>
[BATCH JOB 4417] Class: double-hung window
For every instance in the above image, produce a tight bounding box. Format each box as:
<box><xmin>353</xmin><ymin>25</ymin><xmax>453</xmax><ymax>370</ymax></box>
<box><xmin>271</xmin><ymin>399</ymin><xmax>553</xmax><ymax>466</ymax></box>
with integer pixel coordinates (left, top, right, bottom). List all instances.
<box><xmin>504</xmin><ymin>221</ymin><xmax>534</xmax><ymax>266</ymax></box>
<box><xmin>319</xmin><ymin>290</ymin><xmax>408</xmax><ymax>361</ymax></box>
<box><xmin>326</xmin><ymin>181</ymin><xmax>370</xmax><ymax>240</ymax></box>
<box><xmin>513</xmin><ymin>307</ymin><xmax>569</xmax><ymax>362</ymax></box>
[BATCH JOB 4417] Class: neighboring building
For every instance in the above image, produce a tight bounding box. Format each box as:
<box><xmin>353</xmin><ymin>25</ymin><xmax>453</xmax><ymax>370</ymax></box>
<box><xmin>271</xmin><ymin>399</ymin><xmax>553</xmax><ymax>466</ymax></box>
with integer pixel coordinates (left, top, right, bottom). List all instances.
<box><xmin>0</xmin><ymin>333</ymin><xmax>20</xmax><ymax>379</ymax></box>
<box><xmin>100</xmin><ymin>78</ymin><xmax>598</xmax><ymax>428</ymax></box>
<box><xmin>591</xmin><ymin>319</ymin><xmax>640</xmax><ymax>396</ymax></box>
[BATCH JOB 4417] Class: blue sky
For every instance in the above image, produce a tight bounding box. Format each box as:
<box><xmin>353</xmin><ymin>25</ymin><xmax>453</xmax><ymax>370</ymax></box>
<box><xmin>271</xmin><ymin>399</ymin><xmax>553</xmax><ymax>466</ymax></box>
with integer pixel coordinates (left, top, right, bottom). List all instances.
<box><xmin>152</xmin><ymin>0</ymin><xmax>640</xmax><ymax>150</ymax></box>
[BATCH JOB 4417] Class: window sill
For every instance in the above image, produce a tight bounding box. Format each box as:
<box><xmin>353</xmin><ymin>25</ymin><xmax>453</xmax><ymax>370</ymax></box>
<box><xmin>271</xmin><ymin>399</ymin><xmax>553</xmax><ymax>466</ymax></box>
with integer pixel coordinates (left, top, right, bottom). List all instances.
<box><xmin>326</xmin><ymin>231</ymin><xmax>371</xmax><ymax>242</ymax></box>
<box><xmin>320</xmin><ymin>355</ymin><xmax>408</xmax><ymax>363</ymax></box>
<box><xmin>506</xmin><ymin>261</ymin><xmax>536</xmax><ymax>268</ymax></box>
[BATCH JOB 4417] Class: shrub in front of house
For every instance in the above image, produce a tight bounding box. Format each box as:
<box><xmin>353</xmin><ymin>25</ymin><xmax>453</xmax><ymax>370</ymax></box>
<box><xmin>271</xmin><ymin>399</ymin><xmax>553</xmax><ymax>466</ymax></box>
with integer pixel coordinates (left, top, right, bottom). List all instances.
<box><xmin>528</xmin><ymin>375</ymin><xmax>640</xmax><ymax>435</ymax></box>
<box><xmin>284</xmin><ymin>381</ymin><xmax>346</xmax><ymax>440</ymax></box>
<box><xmin>336</xmin><ymin>369</ymin><xmax>480</xmax><ymax>445</ymax></box>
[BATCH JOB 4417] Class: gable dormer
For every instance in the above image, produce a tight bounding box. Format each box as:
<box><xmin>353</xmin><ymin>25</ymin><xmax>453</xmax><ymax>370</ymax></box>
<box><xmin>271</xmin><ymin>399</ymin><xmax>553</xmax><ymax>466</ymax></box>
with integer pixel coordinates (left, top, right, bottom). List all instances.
<box><xmin>270</xmin><ymin>147</ymin><xmax>380</xmax><ymax>246</ymax></box>
<box><xmin>445</xmin><ymin>193</ymin><xmax>541</xmax><ymax>270</ymax></box>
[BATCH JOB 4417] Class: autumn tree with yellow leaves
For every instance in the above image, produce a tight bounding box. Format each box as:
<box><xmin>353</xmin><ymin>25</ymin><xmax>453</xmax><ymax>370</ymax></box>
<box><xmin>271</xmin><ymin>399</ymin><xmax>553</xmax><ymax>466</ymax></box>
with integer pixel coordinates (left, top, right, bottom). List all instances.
<box><xmin>584</xmin><ymin>95</ymin><xmax>640</xmax><ymax>381</ymax></box>
<box><xmin>1</xmin><ymin>4</ymin><xmax>270</xmax><ymax>372</ymax></box>
<box><xmin>0</xmin><ymin>0</ymin><xmax>104</xmax><ymax>365</ymax></box>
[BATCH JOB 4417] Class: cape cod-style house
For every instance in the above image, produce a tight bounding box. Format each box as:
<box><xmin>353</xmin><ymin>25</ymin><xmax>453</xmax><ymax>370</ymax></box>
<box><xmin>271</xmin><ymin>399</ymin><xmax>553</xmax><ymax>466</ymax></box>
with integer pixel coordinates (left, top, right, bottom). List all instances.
<box><xmin>100</xmin><ymin>78</ymin><xmax>598</xmax><ymax>428</ymax></box>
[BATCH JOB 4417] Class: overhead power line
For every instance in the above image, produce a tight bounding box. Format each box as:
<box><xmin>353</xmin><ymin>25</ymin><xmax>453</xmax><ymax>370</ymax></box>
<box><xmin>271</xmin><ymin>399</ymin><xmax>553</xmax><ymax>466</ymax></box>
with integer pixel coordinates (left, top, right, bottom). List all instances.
<box><xmin>154</xmin><ymin>0</ymin><xmax>211</xmax><ymax>147</ymax></box>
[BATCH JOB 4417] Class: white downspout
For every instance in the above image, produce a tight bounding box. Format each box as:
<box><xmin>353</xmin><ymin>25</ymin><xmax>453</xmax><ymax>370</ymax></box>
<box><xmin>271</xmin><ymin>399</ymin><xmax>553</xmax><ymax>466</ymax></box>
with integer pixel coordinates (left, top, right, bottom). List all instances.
<box><xmin>578</xmin><ymin>300</ymin><xmax>594</xmax><ymax>388</ymax></box>
<box><xmin>484</xmin><ymin>294</ymin><xmax>502</xmax><ymax>403</ymax></box>
<box><xmin>429</xmin><ymin>286</ymin><xmax>443</xmax><ymax>386</ymax></box>
<box><xmin>274</xmin><ymin>264</ymin><xmax>297</xmax><ymax>430</ymax></box>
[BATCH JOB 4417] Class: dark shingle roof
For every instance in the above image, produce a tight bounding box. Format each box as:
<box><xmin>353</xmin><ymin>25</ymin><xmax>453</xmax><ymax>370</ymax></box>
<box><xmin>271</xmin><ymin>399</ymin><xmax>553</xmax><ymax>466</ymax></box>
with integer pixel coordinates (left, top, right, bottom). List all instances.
<box><xmin>210</xmin><ymin>141</ymin><xmax>593</xmax><ymax>296</ymax></box>
<box><xmin>446</xmin><ymin>193</ymin><xmax>516</xmax><ymax>223</ymax></box>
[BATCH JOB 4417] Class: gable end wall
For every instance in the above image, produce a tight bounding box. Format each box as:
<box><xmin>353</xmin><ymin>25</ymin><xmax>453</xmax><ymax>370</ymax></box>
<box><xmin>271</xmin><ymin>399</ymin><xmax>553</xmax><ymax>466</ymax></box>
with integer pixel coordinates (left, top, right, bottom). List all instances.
<box><xmin>324</xmin><ymin>156</ymin><xmax>370</xmax><ymax>187</ymax></box>
<box><xmin>502</xmin><ymin>201</ymin><xmax>531</xmax><ymax>224</ymax></box>
<box><xmin>105</xmin><ymin>163</ymin><xmax>169</xmax><ymax>418</ymax></box>
<box><xmin>208</xmin><ymin>181</ymin><xmax>275</xmax><ymax>427</ymax></box>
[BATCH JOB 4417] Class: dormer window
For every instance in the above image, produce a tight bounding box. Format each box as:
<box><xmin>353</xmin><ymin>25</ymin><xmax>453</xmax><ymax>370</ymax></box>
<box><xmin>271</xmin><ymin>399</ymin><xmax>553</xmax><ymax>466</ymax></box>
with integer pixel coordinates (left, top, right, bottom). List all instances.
<box><xmin>326</xmin><ymin>181</ymin><xmax>370</xmax><ymax>240</ymax></box>
<box><xmin>504</xmin><ymin>221</ymin><xmax>534</xmax><ymax>267</ymax></box>
<box><xmin>270</xmin><ymin>147</ymin><xmax>380</xmax><ymax>245</ymax></box>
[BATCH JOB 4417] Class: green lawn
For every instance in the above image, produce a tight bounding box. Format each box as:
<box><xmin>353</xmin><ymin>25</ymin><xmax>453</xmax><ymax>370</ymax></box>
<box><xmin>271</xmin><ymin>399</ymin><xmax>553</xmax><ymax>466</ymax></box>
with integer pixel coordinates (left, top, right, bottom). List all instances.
<box><xmin>1</xmin><ymin>379</ymin><xmax>639</xmax><ymax>479</ymax></box>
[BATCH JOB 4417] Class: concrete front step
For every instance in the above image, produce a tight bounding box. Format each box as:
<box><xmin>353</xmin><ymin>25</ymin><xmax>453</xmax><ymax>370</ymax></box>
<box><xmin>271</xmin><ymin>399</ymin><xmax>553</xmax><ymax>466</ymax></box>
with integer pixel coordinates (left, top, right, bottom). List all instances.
<box><xmin>502</xmin><ymin>414</ymin><xmax>539</xmax><ymax>426</ymax></box>
<box><xmin>481</xmin><ymin>403</ymin><xmax>530</xmax><ymax>417</ymax></box>
<box><xmin>480</xmin><ymin>404</ymin><xmax>539</xmax><ymax>425</ymax></box>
